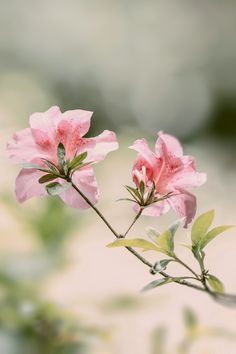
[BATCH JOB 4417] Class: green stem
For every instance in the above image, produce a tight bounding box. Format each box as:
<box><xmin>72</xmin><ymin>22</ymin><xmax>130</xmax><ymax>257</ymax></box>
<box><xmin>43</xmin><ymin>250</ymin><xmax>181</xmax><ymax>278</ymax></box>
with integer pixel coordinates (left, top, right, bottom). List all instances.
<box><xmin>70</xmin><ymin>182</ymin><xmax>206</xmax><ymax>293</ymax></box>
<box><xmin>174</xmin><ymin>256</ymin><xmax>200</xmax><ymax>280</ymax></box>
<box><xmin>71</xmin><ymin>182</ymin><xmax>119</xmax><ymax>238</ymax></box>
<box><xmin>123</xmin><ymin>208</ymin><xmax>143</xmax><ymax>237</ymax></box>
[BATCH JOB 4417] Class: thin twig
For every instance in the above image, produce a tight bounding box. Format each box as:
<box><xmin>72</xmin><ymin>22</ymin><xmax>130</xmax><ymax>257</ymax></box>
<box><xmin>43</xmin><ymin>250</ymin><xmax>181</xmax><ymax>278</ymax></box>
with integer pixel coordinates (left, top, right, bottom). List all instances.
<box><xmin>174</xmin><ymin>256</ymin><xmax>200</xmax><ymax>280</ymax></box>
<box><xmin>123</xmin><ymin>208</ymin><xmax>143</xmax><ymax>237</ymax></box>
<box><xmin>70</xmin><ymin>182</ymin><xmax>207</xmax><ymax>293</ymax></box>
<box><xmin>71</xmin><ymin>182</ymin><xmax>119</xmax><ymax>238</ymax></box>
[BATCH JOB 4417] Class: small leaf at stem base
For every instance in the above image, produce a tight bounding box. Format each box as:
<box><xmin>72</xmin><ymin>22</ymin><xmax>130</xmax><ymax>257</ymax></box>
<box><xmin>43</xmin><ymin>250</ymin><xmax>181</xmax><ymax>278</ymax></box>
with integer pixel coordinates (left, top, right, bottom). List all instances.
<box><xmin>206</xmin><ymin>274</ymin><xmax>225</xmax><ymax>293</ymax></box>
<box><xmin>199</xmin><ymin>225</ymin><xmax>235</xmax><ymax>249</ymax></box>
<box><xmin>46</xmin><ymin>181</ymin><xmax>71</xmax><ymax>196</ymax></box>
<box><xmin>191</xmin><ymin>210</ymin><xmax>214</xmax><ymax>247</ymax></box>
<box><xmin>57</xmin><ymin>142</ymin><xmax>66</xmax><ymax>168</ymax></box>
<box><xmin>106</xmin><ymin>238</ymin><xmax>160</xmax><ymax>252</ymax></box>
<box><xmin>141</xmin><ymin>278</ymin><xmax>173</xmax><ymax>292</ymax></box>
<box><xmin>38</xmin><ymin>174</ymin><xmax>57</xmax><ymax>184</ymax></box>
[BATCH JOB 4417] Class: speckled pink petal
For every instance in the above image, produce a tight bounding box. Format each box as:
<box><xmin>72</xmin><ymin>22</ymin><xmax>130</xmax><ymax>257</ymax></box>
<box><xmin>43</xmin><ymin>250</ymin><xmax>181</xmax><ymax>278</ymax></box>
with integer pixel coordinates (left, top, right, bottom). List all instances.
<box><xmin>15</xmin><ymin>169</ymin><xmax>47</xmax><ymax>203</ymax></box>
<box><xmin>130</xmin><ymin>139</ymin><xmax>157</xmax><ymax>167</ymax></box>
<box><xmin>59</xmin><ymin>166</ymin><xmax>99</xmax><ymax>209</ymax></box>
<box><xmin>60</xmin><ymin>109</ymin><xmax>93</xmax><ymax>137</ymax></box>
<box><xmin>167</xmin><ymin>189</ymin><xmax>196</xmax><ymax>228</ymax></box>
<box><xmin>54</xmin><ymin>110</ymin><xmax>94</xmax><ymax>159</ymax></box>
<box><xmin>170</xmin><ymin>171</ymin><xmax>207</xmax><ymax>189</ymax></box>
<box><xmin>140</xmin><ymin>200</ymin><xmax>170</xmax><ymax>216</ymax></box>
<box><xmin>155</xmin><ymin>131</ymin><xmax>183</xmax><ymax>157</ymax></box>
<box><xmin>86</xmin><ymin>130</ymin><xmax>118</xmax><ymax>162</ymax></box>
<box><xmin>7</xmin><ymin>128</ymin><xmax>47</xmax><ymax>163</ymax></box>
<box><xmin>29</xmin><ymin>106</ymin><xmax>61</xmax><ymax>132</ymax></box>
<box><xmin>181</xmin><ymin>155</ymin><xmax>197</xmax><ymax>169</ymax></box>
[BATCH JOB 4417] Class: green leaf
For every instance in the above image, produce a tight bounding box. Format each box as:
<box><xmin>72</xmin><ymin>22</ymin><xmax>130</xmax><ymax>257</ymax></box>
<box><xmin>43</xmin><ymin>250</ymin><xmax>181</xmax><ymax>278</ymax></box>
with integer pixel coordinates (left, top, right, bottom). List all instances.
<box><xmin>146</xmin><ymin>185</ymin><xmax>156</xmax><ymax>204</ymax></box>
<box><xmin>38</xmin><ymin>174</ymin><xmax>57</xmax><ymax>184</ymax></box>
<box><xmin>181</xmin><ymin>243</ymin><xmax>192</xmax><ymax>250</ymax></box>
<box><xmin>200</xmin><ymin>225</ymin><xmax>234</xmax><ymax>249</ymax></box>
<box><xmin>146</xmin><ymin>227</ymin><xmax>160</xmax><ymax>244</ymax></box>
<box><xmin>106</xmin><ymin>238</ymin><xmax>161</xmax><ymax>252</ymax></box>
<box><xmin>57</xmin><ymin>142</ymin><xmax>66</xmax><ymax>167</ymax></box>
<box><xmin>154</xmin><ymin>259</ymin><xmax>173</xmax><ymax>272</ymax></box>
<box><xmin>155</xmin><ymin>220</ymin><xmax>180</xmax><ymax>256</ymax></box>
<box><xmin>19</xmin><ymin>162</ymin><xmax>45</xmax><ymax>170</ymax></box>
<box><xmin>183</xmin><ymin>307</ymin><xmax>198</xmax><ymax>330</ymax></box>
<box><xmin>116</xmin><ymin>198</ymin><xmax>136</xmax><ymax>203</ymax></box>
<box><xmin>71</xmin><ymin>161</ymin><xmax>92</xmax><ymax>172</ymax></box>
<box><xmin>191</xmin><ymin>210</ymin><xmax>215</xmax><ymax>246</ymax></box>
<box><xmin>125</xmin><ymin>185</ymin><xmax>142</xmax><ymax>202</ymax></box>
<box><xmin>156</xmin><ymin>230</ymin><xmax>174</xmax><ymax>255</ymax></box>
<box><xmin>139</xmin><ymin>181</ymin><xmax>145</xmax><ymax>196</ymax></box>
<box><xmin>63</xmin><ymin>159</ymin><xmax>70</xmax><ymax>175</ymax></box>
<box><xmin>46</xmin><ymin>182</ymin><xmax>71</xmax><ymax>196</ymax></box>
<box><xmin>69</xmin><ymin>152</ymin><xmax>88</xmax><ymax>170</ymax></box>
<box><xmin>42</xmin><ymin>159</ymin><xmax>59</xmax><ymax>174</ymax></box>
<box><xmin>141</xmin><ymin>278</ymin><xmax>173</xmax><ymax>292</ymax></box>
<box><xmin>151</xmin><ymin>327</ymin><xmax>166</xmax><ymax>354</ymax></box>
<box><xmin>169</xmin><ymin>220</ymin><xmax>180</xmax><ymax>236</ymax></box>
<box><xmin>206</xmin><ymin>274</ymin><xmax>224</xmax><ymax>293</ymax></box>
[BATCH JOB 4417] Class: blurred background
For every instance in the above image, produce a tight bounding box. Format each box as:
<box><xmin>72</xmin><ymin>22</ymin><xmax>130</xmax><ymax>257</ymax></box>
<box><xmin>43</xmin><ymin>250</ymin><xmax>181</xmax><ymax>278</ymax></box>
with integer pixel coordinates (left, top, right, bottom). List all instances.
<box><xmin>0</xmin><ymin>1</ymin><xmax>236</xmax><ymax>353</ymax></box>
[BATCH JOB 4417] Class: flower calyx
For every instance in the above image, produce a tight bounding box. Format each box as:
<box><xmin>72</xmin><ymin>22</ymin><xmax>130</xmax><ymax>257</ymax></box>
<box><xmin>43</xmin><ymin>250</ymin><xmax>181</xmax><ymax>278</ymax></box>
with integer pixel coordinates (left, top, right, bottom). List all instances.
<box><xmin>125</xmin><ymin>180</ymin><xmax>173</xmax><ymax>208</ymax></box>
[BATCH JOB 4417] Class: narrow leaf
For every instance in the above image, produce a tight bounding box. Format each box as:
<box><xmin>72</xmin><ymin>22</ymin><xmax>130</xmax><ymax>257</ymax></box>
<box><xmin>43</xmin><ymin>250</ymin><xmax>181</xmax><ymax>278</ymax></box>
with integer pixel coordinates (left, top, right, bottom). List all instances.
<box><xmin>156</xmin><ymin>230</ymin><xmax>173</xmax><ymax>255</ymax></box>
<box><xmin>46</xmin><ymin>182</ymin><xmax>71</xmax><ymax>196</ymax></box>
<box><xmin>116</xmin><ymin>198</ymin><xmax>136</xmax><ymax>203</ymax></box>
<box><xmin>207</xmin><ymin>274</ymin><xmax>225</xmax><ymax>293</ymax></box>
<box><xmin>191</xmin><ymin>210</ymin><xmax>215</xmax><ymax>246</ymax></box>
<box><xmin>107</xmin><ymin>238</ymin><xmax>161</xmax><ymax>252</ymax></box>
<box><xmin>146</xmin><ymin>227</ymin><xmax>160</xmax><ymax>244</ymax></box>
<box><xmin>155</xmin><ymin>220</ymin><xmax>180</xmax><ymax>256</ymax></box>
<box><xmin>200</xmin><ymin>225</ymin><xmax>234</xmax><ymax>249</ymax></box>
<box><xmin>69</xmin><ymin>152</ymin><xmax>88</xmax><ymax>170</ymax></box>
<box><xmin>57</xmin><ymin>142</ymin><xmax>66</xmax><ymax>167</ymax></box>
<box><xmin>38</xmin><ymin>174</ymin><xmax>57</xmax><ymax>184</ymax></box>
<box><xmin>169</xmin><ymin>219</ymin><xmax>181</xmax><ymax>236</ymax></box>
<box><xmin>139</xmin><ymin>181</ymin><xmax>145</xmax><ymax>196</ymax></box>
<box><xmin>72</xmin><ymin>161</ymin><xmax>92</xmax><ymax>172</ymax></box>
<box><xmin>19</xmin><ymin>162</ymin><xmax>45</xmax><ymax>170</ymax></box>
<box><xmin>146</xmin><ymin>182</ymin><xmax>155</xmax><ymax>202</ymax></box>
<box><xmin>125</xmin><ymin>185</ymin><xmax>142</xmax><ymax>202</ymax></box>
<box><xmin>154</xmin><ymin>259</ymin><xmax>173</xmax><ymax>272</ymax></box>
<box><xmin>41</xmin><ymin>159</ymin><xmax>59</xmax><ymax>173</ymax></box>
<box><xmin>151</xmin><ymin>327</ymin><xmax>166</xmax><ymax>354</ymax></box>
<box><xmin>183</xmin><ymin>308</ymin><xmax>198</xmax><ymax>330</ymax></box>
<box><xmin>141</xmin><ymin>278</ymin><xmax>173</xmax><ymax>292</ymax></box>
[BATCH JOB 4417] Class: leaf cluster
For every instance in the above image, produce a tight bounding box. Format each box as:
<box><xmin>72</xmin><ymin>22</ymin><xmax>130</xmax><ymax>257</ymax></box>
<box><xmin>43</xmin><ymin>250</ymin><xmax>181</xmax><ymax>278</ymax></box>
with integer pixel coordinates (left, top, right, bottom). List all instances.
<box><xmin>20</xmin><ymin>143</ymin><xmax>90</xmax><ymax>196</ymax></box>
<box><xmin>107</xmin><ymin>210</ymin><xmax>234</xmax><ymax>294</ymax></box>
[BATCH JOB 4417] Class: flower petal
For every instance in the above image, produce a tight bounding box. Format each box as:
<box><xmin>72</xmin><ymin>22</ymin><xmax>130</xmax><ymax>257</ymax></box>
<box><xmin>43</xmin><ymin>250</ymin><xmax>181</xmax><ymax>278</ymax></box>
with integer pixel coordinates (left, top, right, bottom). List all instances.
<box><xmin>141</xmin><ymin>200</ymin><xmax>170</xmax><ymax>217</ymax></box>
<box><xmin>54</xmin><ymin>110</ymin><xmax>94</xmax><ymax>159</ymax></box>
<box><xmin>7</xmin><ymin>128</ymin><xmax>46</xmax><ymax>163</ymax></box>
<box><xmin>59</xmin><ymin>166</ymin><xmax>99</xmax><ymax>209</ymax></box>
<box><xmin>15</xmin><ymin>169</ymin><xmax>47</xmax><ymax>203</ymax></box>
<box><xmin>87</xmin><ymin>130</ymin><xmax>118</xmax><ymax>162</ymax></box>
<box><xmin>170</xmin><ymin>171</ymin><xmax>207</xmax><ymax>189</ymax></box>
<box><xmin>167</xmin><ymin>189</ymin><xmax>196</xmax><ymax>228</ymax></box>
<box><xmin>155</xmin><ymin>131</ymin><xmax>183</xmax><ymax>157</ymax></box>
<box><xmin>181</xmin><ymin>155</ymin><xmax>197</xmax><ymax>169</ymax></box>
<box><xmin>61</xmin><ymin>109</ymin><xmax>93</xmax><ymax>137</ymax></box>
<box><xmin>130</xmin><ymin>139</ymin><xmax>157</xmax><ymax>167</ymax></box>
<box><xmin>29</xmin><ymin>106</ymin><xmax>61</xmax><ymax>132</ymax></box>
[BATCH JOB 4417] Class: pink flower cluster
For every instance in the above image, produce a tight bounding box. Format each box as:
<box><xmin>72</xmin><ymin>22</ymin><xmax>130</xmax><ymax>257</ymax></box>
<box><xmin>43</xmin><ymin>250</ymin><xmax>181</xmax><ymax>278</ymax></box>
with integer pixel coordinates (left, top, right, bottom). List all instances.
<box><xmin>7</xmin><ymin>106</ymin><xmax>206</xmax><ymax>227</ymax></box>
<box><xmin>130</xmin><ymin>132</ymin><xmax>206</xmax><ymax>227</ymax></box>
<box><xmin>7</xmin><ymin>106</ymin><xmax>118</xmax><ymax>209</ymax></box>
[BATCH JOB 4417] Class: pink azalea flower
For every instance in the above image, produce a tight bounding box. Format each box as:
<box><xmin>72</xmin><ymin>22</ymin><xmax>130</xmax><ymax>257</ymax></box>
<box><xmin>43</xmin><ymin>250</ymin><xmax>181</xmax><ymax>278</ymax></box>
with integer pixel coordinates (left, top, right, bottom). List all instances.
<box><xmin>7</xmin><ymin>106</ymin><xmax>118</xmax><ymax>208</ymax></box>
<box><xmin>129</xmin><ymin>131</ymin><xmax>206</xmax><ymax>227</ymax></box>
